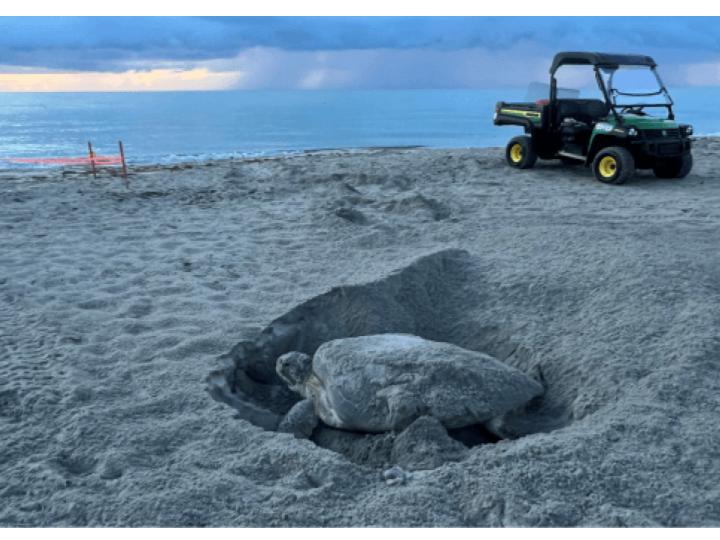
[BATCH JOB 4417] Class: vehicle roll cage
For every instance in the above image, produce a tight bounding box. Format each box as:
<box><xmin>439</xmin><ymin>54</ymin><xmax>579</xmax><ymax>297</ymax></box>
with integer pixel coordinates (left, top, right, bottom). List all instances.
<box><xmin>549</xmin><ymin>52</ymin><xmax>675</xmax><ymax>121</ymax></box>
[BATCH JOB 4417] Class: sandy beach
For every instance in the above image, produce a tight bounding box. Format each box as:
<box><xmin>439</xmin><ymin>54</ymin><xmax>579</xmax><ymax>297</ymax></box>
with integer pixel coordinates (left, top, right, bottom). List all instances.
<box><xmin>2</xmin><ymin>137</ymin><xmax>720</xmax><ymax>526</ymax></box>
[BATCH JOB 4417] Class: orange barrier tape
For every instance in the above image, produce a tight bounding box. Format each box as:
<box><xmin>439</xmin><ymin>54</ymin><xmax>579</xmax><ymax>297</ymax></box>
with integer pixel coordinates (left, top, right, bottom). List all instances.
<box><xmin>4</xmin><ymin>141</ymin><xmax>129</xmax><ymax>185</ymax></box>
<box><xmin>5</xmin><ymin>156</ymin><xmax>123</xmax><ymax>165</ymax></box>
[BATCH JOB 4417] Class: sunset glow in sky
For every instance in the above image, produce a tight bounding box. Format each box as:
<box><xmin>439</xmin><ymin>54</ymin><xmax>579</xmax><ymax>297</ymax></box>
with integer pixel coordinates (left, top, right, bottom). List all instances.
<box><xmin>0</xmin><ymin>17</ymin><xmax>719</xmax><ymax>92</ymax></box>
<box><xmin>0</xmin><ymin>68</ymin><xmax>243</xmax><ymax>92</ymax></box>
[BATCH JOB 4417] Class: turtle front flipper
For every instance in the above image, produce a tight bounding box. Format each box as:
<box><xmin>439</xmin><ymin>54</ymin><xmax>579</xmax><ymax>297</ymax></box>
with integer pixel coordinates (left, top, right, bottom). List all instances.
<box><xmin>385</xmin><ymin>391</ymin><xmax>426</xmax><ymax>431</ymax></box>
<box><xmin>278</xmin><ymin>399</ymin><xmax>318</xmax><ymax>439</ymax></box>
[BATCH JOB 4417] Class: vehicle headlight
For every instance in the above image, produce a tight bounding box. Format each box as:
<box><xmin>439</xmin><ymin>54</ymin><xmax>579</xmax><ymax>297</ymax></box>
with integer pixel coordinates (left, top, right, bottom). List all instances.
<box><xmin>685</xmin><ymin>125</ymin><xmax>694</xmax><ymax>136</ymax></box>
<box><xmin>627</xmin><ymin>127</ymin><xmax>638</xmax><ymax>137</ymax></box>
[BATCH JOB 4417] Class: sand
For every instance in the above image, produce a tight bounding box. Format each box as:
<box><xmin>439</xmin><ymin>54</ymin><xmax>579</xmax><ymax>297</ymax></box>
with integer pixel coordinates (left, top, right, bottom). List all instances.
<box><xmin>1</xmin><ymin>138</ymin><xmax>720</xmax><ymax>526</ymax></box>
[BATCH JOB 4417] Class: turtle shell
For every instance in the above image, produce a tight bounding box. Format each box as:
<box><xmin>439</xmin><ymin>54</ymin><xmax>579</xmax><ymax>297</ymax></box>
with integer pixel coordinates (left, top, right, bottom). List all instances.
<box><xmin>304</xmin><ymin>334</ymin><xmax>543</xmax><ymax>432</ymax></box>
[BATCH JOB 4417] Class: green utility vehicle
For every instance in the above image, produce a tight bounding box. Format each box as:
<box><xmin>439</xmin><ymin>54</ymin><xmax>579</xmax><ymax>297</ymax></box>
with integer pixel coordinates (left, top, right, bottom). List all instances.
<box><xmin>494</xmin><ymin>52</ymin><xmax>693</xmax><ymax>184</ymax></box>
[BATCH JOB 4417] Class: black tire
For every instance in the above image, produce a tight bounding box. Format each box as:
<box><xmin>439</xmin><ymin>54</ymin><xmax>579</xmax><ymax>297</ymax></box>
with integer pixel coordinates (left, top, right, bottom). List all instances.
<box><xmin>653</xmin><ymin>153</ymin><xmax>693</xmax><ymax>179</ymax></box>
<box><xmin>592</xmin><ymin>146</ymin><xmax>635</xmax><ymax>185</ymax></box>
<box><xmin>505</xmin><ymin>136</ymin><xmax>537</xmax><ymax>169</ymax></box>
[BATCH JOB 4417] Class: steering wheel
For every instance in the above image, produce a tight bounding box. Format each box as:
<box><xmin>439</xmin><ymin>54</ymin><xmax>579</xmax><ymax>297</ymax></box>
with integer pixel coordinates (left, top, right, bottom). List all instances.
<box><xmin>620</xmin><ymin>106</ymin><xmax>647</xmax><ymax>116</ymax></box>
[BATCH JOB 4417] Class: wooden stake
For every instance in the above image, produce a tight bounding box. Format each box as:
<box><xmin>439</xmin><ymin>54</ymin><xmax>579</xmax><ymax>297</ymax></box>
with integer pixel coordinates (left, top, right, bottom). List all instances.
<box><xmin>118</xmin><ymin>140</ymin><xmax>129</xmax><ymax>186</ymax></box>
<box><xmin>88</xmin><ymin>141</ymin><xmax>97</xmax><ymax>179</ymax></box>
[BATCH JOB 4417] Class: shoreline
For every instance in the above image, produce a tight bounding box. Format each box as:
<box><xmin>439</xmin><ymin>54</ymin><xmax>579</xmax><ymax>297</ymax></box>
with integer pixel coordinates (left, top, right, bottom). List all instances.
<box><xmin>1</xmin><ymin>136</ymin><xmax>718</xmax><ymax>179</ymax></box>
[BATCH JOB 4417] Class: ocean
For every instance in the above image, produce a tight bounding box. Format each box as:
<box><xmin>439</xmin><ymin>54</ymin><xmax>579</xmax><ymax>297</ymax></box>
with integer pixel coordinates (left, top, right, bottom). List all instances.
<box><xmin>0</xmin><ymin>88</ymin><xmax>718</xmax><ymax>167</ymax></box>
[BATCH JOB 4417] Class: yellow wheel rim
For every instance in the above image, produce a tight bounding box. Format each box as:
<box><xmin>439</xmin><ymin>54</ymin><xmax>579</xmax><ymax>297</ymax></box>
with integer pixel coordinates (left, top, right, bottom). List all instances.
<box><xmin>598</xmin><ymin>155</ymin><xmax>618</xmax><ymax>179</ymax></box>
<box><xmin>510</xmin><ymin>143</ymin><xmax>523</xmax><ymax>163</ymax></box>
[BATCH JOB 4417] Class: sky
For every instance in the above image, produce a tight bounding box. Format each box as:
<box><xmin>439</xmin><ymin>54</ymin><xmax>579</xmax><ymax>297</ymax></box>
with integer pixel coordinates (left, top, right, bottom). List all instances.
<box><xmin>0</xmin><ymin>17</ymin><xmax>719</xmax><ymax>91</ymax></box>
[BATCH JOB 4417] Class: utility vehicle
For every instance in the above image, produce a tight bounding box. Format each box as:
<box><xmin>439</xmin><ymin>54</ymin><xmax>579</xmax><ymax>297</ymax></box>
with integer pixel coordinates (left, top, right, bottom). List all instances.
<box><xmin>494</xmin><ymin>52</ymin><xmax>693</xmax><ymax>184</ymax></box>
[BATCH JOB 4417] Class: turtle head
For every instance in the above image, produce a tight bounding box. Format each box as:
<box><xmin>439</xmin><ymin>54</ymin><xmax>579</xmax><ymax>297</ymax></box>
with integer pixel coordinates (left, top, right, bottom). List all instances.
<box><xmin>276</xmin><ymin>351</ymin><xmax>312</xmax><ymax>393</ymax></box>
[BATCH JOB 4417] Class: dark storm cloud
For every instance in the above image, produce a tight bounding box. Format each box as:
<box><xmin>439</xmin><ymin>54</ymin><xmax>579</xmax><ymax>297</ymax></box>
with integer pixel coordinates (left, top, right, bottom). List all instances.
<box><xmin>0</xmin><ymin>17</ymin><xmax>719</xmax><ymax>72</ymax></box>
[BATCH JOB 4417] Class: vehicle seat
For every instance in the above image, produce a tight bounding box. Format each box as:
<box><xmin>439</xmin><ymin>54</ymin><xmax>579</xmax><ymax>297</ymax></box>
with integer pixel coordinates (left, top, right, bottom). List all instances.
<box><xmin>554</xmin><ymin>99</ymin><xmax>608</xmax><ymax>126</ymax></box>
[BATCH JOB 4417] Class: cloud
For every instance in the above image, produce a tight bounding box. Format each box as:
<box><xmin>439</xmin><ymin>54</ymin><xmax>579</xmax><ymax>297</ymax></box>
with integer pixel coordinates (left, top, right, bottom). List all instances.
<box><xmin>0</xmin><ymin>68</ymin><xmax>243</xmax><ymax>92</ymax></box>
<box><xmin>683</xmin><ymin>60</ymin><xmax>720</xmax><ymax>86</ymax></box>
<box><xmin>201</xmin><ymin>44</ymin><xmax>697</xmax><ymax>90</ymax></box>
<box><xmin>0</xmin><ymin>17</ymin><xmax>718</xmax><ymax>89</ymax></box>
<box><xmin>0</xmin><ymin>17</ymin><xmax>719</xmax><ymax>73</ymax></box>
<box><xmin>0</xmin><ymin>43</ymin><xmax>703</xmax><ymax>92</ymax></box>
<box><xmin>205</xmin><ymin>44</ymin><xmax>553</xmax><ymax>90</ymax></box>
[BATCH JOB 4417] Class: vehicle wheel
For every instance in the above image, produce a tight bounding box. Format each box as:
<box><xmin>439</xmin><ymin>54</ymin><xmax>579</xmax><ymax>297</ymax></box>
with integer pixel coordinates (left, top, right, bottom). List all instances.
<box><xmin>505</xmin><ymin>136</ymin><xmax>537</xmax><ymax>169</ymax></box>
<box><xmin>653</xmin><ymin>153</ymin><xmax>693</xmax><ymax>179</ymax></box>
<box><xmin>592</xmin><ymin>146</ymin><xmax>635</xmax><ymax>185</ymax></box>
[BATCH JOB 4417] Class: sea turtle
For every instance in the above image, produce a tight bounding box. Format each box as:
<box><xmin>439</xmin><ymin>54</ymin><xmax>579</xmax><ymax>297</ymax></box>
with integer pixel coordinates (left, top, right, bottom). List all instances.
<box><xmin>275</xmin><ymin>333</ymin><xmax>543</xmax><ymax>436</ymax></box>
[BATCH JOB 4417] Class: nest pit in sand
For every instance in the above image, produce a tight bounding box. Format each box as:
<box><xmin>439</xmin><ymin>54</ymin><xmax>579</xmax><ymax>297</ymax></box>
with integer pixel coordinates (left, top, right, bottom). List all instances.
<box><xmin>208</xmin><ymin>249</ymin><xmax>568</xmax><ymax>469</ymax></box>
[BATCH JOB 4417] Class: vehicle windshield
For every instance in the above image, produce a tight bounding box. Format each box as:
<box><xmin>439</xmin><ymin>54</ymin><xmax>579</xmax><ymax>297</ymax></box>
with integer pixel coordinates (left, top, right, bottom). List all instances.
<box><xmin>600</xmin><ymin>65</ymin><xmax>672</xmax><ymax>110</ymax></box>
<box><xmin>552</xmin><ymin>65</ymin><xmax>605</xmax><ymax>101</ymax></box>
